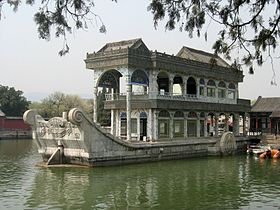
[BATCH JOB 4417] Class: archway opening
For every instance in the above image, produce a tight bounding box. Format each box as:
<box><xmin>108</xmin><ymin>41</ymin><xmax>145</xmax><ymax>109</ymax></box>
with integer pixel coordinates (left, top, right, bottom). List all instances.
<box><xmin>187</xmin><ymin>77</ymin><xmax>197</xmax><ymax>95</ymax></box>
<box><xmin>157</xmin><ymin>72</ymin><xmax>169</xmax><ymax>95</ymax></box>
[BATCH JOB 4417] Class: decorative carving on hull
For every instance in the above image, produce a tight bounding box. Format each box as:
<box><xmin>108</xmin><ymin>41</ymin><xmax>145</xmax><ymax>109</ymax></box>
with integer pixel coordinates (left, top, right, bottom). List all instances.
<box><xmin>37</xmin><ymin>117</ymin><xmax>81</xmax><ymax>140</ymax></box>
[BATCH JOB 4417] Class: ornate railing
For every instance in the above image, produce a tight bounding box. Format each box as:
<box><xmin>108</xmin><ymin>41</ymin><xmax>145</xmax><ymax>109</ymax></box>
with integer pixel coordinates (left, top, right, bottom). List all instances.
<box><xmin>105</xmin><ymin>92</ymin><xmax>237</xmax><ymax>104</ymax></box>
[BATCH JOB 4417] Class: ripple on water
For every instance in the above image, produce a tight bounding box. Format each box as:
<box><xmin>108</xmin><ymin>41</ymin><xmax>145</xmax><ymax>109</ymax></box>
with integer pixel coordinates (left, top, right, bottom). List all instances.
<box><xmin>2</xmin><ymin>141</ymin><xmax>280</xmax><ymax>210</ymax></box>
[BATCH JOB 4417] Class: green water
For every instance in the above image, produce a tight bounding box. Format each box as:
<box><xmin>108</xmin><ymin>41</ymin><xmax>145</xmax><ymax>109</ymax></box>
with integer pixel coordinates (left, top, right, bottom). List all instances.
<box><xmin>1</xmin><ymin>140</ymin><xmax>280</xmax><ymax>210</ymax></box>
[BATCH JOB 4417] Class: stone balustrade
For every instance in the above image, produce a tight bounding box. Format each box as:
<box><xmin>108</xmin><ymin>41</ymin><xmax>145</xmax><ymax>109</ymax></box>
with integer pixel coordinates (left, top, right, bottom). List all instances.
<box><xmin>105</xmin><ymin>92</ymin><xmax>237</xmax><ymax>105</ymax></box>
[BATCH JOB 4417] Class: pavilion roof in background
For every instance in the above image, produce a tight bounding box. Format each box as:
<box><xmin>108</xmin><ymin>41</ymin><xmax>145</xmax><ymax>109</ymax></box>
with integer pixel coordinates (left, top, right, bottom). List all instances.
<box><xmin>251</xmin><ymin>96</ymin><xmax>280</xmax><ymax>113</ymax></box>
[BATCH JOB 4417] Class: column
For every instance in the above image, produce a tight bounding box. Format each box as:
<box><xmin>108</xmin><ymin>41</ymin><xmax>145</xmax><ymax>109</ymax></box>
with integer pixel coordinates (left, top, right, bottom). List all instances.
<box><xmin>233</xmin><ymin>113</ymin><xmax>239</xmax><ymax>136</ymax></box>
<box><xmin>111</xmin><ymin>88</ymin><xmax>115</xmax><ymax>101</ymax></box>
<box><xmin>242</xmin><ymin>113</ymin><xmax>246</xmax><ymax>136</ymax></box>
<box><xmin>93</xmin><ymin>87</ymin><xmax>98</xmax><ymax>123</ymax></box>
<box><xmin>245</xmin><ymin>113</ymin><xmax>250</xmax><ymax>136</ymax></box>
<box><xmin>111</xmin><ymin>109</ymin><xmax>115</xmax><ymax>135</ymax></box>
<box><xmin>115</xmin><ymin>111</ymin><xmax>120</xmax><ymax>137</ymax></box>
<box><xmin>225</xmin><ymin>114</ymin><xmax>229</xmax><ymax>132</ymax></box>
<box><xmin>197</xmin><ymin>118</ymin><xmax>201</xmax><ymax>137</ymax></box>
<box><xmin>182</xmin><ymin>77</ymin><xmax>187</xmax><ymax>96</ymax></box>
<box><xmin>137</xmin><ymin>112</ymin><xmax>141</xmax><ymax>141</ymax></box>
<box><xmin>184</xmin><ymin>112</ymin><xmax>188</xmax><ymax>138</ymax></box>
<box><xmin>214</xmin><ymin>114</ymin><xmax>219</xmax><ymax>137</ymax></box>
<box><xmin>170</xmin><ymin>112</ymin><xmax>174</xmax><ymax>139</ymax></box>
<box><xmin>169</xmin><ymin>77</ymin><xmax>174</xmax><ymax>96</ymax></box>
<box><xmin>204</xmin><ymin>116</ymin><xmax>208</xmax><ymax>137</ymax></box>
<box><xmin>196</xmin><ymin>79</ymin><xmax>200</xmax><ymax>97</ymax></box>
<box><xmin>154</xmin><ymin>111</ymin><xmax>159</xmax><ymax>140</ymax></box>
<box><xmin>148</xmin><ymin>109</ymin><xmax>153</xmax><ymax>141</ymax></box>
<box><xmin>215</xmin><ymin>85</ymin><xmax>218</xmax><ymax>99</ymax></box>
<box><xmin>126</xmin><ymin>82</ymin><xmax>132</xmax><ymax>141</ymax></box>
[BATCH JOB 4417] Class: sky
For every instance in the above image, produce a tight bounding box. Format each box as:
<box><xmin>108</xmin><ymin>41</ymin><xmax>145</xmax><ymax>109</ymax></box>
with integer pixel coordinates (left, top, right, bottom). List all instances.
<box><xmin>0</xmin><ymin>0</ymin><xmax>279</xmax><ymax>101</ymax></box>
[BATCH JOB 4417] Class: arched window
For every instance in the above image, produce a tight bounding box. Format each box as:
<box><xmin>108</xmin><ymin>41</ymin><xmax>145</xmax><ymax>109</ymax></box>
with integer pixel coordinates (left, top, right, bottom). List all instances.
<box><xmin>200</xmin><ymin>112</ymin><xmax>205</xmax><ymax>118</ymax></box>
<box><xmin>187</xmin><ymin>77</ymin><xmax>197</xmax><ymax>95</ymax></box>
<box><xmin>207</xmin><ymin>80</ymin><xmax>216</xmax><ymax>97</ymax></box>
<box><xmin>158</xmin><ymin>110</ymin><xmax>170</xmax><ymax>139</ymax></box>
<box><xmin>130</xmin><ymin>70</ymin><xmax>149</xmax><ymax>85</ymax></box>
<box><xmin>97</xmin><ymin>70</ymin><xmax>122</xmax><ymax>88</ymax></box>
<box><xmin>218</xmin><ymin>81</ymin><xmax>226</xmax><ymax>98</ymax></box>
<box><xmin>174</xmin><ymin>111</ymin><xmax>184</xmax><ymax>118</ymax></box>
<box><xmin>228</xmin><ymin>83</ymin><xmax>235</xmax><ymax>89</ymax></box>
<box><xmin>199</xmin><ymin>79</ymin><xmax>205</xmax><ymax>96</ymax></box>
<box><xmin>158</xmin><ymin>110</ymin><xmax>170</xmax><ymax>117</ymax></box>
<box><xmin>174</xmin><ymin>111</ymin><xmax>184</xmax><ymax>138</ymax></box>
<box><xmin>228</xmin><ymin>83</ymin><xmax>236</xmax><ymax>99</ymax></box>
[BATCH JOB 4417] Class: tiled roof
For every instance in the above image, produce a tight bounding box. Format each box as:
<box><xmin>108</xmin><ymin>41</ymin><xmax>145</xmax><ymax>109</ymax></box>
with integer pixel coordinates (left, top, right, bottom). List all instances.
<box><xmin>270</xmin><ymin>111</ymin><xmax>280</xmax><ymax>118</ymax></box>
<box><xmin>176</xmin><ymin>46</ymin><xmax>230</xmax><ymax>67</ymax></box>
<box><xmin>97</xmin><ymin>38</ymin><xmax>147</xmax><ymax>52</ymax></box>
<box><xmin>251</xmin><ymin>97</ymin><xmax>280</xmax><ymax>112</ymax></box>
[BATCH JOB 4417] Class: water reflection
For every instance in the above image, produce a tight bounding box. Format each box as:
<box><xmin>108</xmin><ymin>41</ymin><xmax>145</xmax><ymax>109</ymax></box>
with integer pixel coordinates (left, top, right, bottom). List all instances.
<box><xmin>1</xmin><ymin>140</ymin><xmax>280</xmax><ymax>210</ymax></box>
<box><xmin>25</xmin><ymin>156</ymin><xmax>280</xmax><ymax>210</ymax></box>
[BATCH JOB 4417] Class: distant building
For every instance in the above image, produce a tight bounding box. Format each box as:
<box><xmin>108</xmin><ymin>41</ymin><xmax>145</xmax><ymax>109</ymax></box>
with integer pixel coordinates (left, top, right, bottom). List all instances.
<box><xmin>250</xmin><ymin>96</ymin><xmax>280</xmax><ymax>135</ymax></box>
<box><xmin>0</xmin><ymin>110</ymin><xmax>31</xmax><ymax>139</ymax></box>
<box><xmin>0</xmin><ymin>110</ymin><xmax>5</xmax><ymax>131</ymax></box>
<box><xmin>85</xmin><ymin>38</ymin><xmax>251</xmax><ymax>141</ymax></box>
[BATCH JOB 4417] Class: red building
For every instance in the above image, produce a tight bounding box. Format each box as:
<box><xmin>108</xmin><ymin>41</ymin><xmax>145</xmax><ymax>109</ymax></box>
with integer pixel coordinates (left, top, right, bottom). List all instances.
<box><xmin>250</xmin><ymin>97</ymin><xmax>280</xmax><ymax>135</ymax></box>
<box><xmin>0</xmin><ymin>110</ymin><xmax>31</xmax><ymax>139</ymax></box>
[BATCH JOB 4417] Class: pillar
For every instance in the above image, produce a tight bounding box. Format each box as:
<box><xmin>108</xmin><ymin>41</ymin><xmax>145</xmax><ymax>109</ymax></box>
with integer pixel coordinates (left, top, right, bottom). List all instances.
<box><xmin>154</xmin><ymin>111</ymin><xmax>159</xmax><ymax>140</ymax></box>
<box><xmin>126</xmin><ymin>83</ymin><xmax>132</xmax><ymax>141</ymax></box>
<box><xmin>204</xmin><ymin>116</ymin><xmax>208</xmax><ymax>137</ymax></box>
<box><xmin>170</xmin><ymin>112</ymin><xmax>174</xmax><ymax>139</ymax></box>
<box><xmin>182</xmin><ymin>81</ymin><xmax>187</xmax><ymax>96</ymax></box>
<box><xmin>148</xmin><ymin>109</ymin><xmax>153</xmax><ymax>141</ymax></box>
<box><xmin>215</xmin><ymin>85</ymin><xmax>218</xmax><ymax>99</ymax></box>
<box><xmin>93</xmin><ymin>87</ymin><xmax>98</xmax><ymax>123</ymax></box>
<box><xmin>182</xmin><ymin>77</ymin><xmax>187</xmax><ymax>96</ymax></box>
<box><xmin>245</xmin><ymin>113</ymin><xmax>251</xmax><ymax>136</ymax></box>
<box><xmin>111</xmin><ymin>88</ymin><xmax>115</xmax><ymax>101</ymax></box>
<box><xmin>197</xmin><ymin>118</ymin><xmax>201</xmax><ymax>137</ymax></box>
<box><xmin>214</xmin><ymin>114</ymin><xmax>219</xmax><ymax>137</ymax></box>
<box><xmin>225</xmin><ymin>114</ymin><xmax>229</xmax><ymax>132</ymax></box>
<box><xmin>169</xmin><ymin>78</ymin><xmax>174</xmax><ymax>96</ymax></box>
<box><xmin>196</xmin><ymin>79</ymin><xmax>200</xmax><ymax>97</ymax></box>
<box><xmin>233</xmin><ymin>113</ymin><xmax>239</xmax><ymax>136</ymax></box>
<box><xmin>115</xmin><ymin>111</ymin><xmax>120</xmax><ymax>137</ymax></box>
<box><xmin>137</xmin><ymin>112</ymin><xmax>141</xmax><ymax>141</ymax></box>
<box><xmin>184</xmin><ymin>112</ymin><xmax>188</xmax><ymax>138</ymax></box>
<box><xmin>111</xmin><ymin>109</ymin><xmax>115</xmax><ymax>135</ymax></box>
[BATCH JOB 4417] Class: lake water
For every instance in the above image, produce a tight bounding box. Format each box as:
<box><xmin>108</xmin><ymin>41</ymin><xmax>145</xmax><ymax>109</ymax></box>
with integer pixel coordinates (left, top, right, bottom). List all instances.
<box><xmin>1</xmin><ymin>140</ymin><xmax>280</xmax><ymax>210</ymax></box>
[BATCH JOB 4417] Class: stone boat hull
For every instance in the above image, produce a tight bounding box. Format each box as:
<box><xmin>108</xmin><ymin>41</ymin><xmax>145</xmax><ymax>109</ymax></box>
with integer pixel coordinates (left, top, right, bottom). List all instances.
<box><xmin>23</xmin><ymin>108</ymin><xmax>250</xmax><ymax>167</ymax></box>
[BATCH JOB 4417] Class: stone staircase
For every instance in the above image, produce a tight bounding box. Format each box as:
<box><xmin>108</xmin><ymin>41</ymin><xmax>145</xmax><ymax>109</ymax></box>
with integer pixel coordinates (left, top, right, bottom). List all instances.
<box><xmin>262</xmin><ymin>134</ymin><xmax>280</xmax><ymax>146</ymax></box>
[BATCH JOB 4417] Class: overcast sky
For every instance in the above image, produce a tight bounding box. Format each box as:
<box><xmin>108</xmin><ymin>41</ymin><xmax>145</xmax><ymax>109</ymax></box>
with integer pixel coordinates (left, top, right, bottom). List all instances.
<box><xmin>0</xmin><ymin>0</ymin><xmax>279</xmax><ymax>101</ymax></box>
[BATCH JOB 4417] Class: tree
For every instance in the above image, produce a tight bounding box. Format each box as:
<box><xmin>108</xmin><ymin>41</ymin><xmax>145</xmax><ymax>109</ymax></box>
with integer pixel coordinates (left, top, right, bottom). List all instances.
<box><xmin>0</xmin><ymin>85</ymin><xmax>30</xmax><ymax>116</ymax></box>
<box><xmin>2</xmin><ymin>0</ymin><xmax>280</xmax><ymax>79</ymax></box>
<box><xmin>148</xmin><ymin>0</ymin><xmax>280</xmax><ymax>80</ymax></box>
<box><xmin>29</xmin><ymin>92</ymin><xmax>91</xmax><ymax>118</ymax></box>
